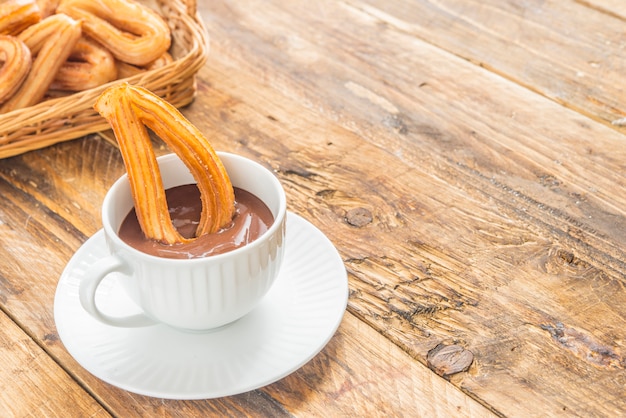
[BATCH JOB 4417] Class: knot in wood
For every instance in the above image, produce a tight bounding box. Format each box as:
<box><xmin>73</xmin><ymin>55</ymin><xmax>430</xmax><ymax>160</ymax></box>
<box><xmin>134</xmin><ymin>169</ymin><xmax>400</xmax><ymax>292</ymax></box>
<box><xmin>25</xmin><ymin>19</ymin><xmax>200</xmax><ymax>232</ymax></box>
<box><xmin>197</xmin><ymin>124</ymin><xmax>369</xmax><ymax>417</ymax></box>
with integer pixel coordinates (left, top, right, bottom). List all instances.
<box><xmin>345</xmin><ymin>207</ymin><xmax>372</xmax><ymax>227</ymax></box>
<box><xmin>426</xmin><ymin>343</ymin><xmax>474</xmax><ymax>378</ymax></box>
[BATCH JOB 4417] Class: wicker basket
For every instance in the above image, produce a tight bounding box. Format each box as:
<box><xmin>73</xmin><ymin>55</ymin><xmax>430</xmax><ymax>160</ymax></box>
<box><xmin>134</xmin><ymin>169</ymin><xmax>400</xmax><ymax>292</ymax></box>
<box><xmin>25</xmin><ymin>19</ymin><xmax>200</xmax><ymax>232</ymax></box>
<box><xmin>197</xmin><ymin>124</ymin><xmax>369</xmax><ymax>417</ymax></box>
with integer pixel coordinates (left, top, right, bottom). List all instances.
<box><xmin>0</xmin><ymin>0</ymin><xmax>208</xmax><ymax>159</ymax></box>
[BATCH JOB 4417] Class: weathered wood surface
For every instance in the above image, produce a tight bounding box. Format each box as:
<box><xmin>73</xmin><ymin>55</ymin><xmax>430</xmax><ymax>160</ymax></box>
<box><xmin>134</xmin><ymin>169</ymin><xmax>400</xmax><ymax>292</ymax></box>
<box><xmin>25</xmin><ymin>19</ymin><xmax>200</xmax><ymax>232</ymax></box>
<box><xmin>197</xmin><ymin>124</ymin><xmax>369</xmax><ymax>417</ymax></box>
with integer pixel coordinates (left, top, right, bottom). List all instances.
<box><xmin>583</xmin><ymin>0</ymin><xmax>626</xmax><ymax>19</ymax></box>
<box><xmin>0</xmin><ymin>310</ymin><xmax>110</xmax><ymax>417</ymax></box>
<box><xmin>195</xmin><ymin>1</ymin><xmax>626</xmax><ymax>415</ymax></box>
<box><xmin>350</xmin><ymin>0</ymin><xmax>626</xmax><ymax>128</ymax></box>
<box><xmin>0</xmin><ymin>0</ymin><xmax>625</xmax><ymax>416</ymax></box>
<box><xmin>0</xmin><ymin>138</ymin><xmax>493</xmax><ymax>417</ymax></box>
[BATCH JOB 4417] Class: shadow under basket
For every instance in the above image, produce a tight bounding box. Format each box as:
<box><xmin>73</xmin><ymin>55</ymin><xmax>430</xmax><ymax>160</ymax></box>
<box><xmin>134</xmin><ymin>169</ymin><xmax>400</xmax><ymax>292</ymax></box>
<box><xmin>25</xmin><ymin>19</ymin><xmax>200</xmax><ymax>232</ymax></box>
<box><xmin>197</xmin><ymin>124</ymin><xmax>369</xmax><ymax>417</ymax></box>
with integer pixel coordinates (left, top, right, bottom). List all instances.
<box><xmin>0</xmin><ymin>0</ymin><xmax>208</xmax><ymax>159</ymax></box>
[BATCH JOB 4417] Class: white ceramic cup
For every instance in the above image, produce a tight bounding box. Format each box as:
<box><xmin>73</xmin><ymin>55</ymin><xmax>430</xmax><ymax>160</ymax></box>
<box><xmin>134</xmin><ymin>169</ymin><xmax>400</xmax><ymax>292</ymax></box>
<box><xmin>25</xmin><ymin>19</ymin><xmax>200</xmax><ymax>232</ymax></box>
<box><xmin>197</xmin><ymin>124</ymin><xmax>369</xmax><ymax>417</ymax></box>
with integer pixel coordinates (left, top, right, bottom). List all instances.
<box><xmin>79</xmin><ymin>152</ymin><xmax>287</xmax><ymax>331</ymax></box>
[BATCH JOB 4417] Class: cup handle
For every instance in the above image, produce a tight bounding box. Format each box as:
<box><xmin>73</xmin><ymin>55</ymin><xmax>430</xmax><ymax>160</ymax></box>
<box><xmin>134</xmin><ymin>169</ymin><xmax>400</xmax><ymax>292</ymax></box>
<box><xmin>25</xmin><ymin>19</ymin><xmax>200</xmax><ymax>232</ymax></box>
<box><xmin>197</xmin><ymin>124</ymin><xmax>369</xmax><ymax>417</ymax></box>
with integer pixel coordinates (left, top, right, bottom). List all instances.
<box><xmin>79</xmin><ymin>254</ymin><xmax>156</xmax><ymax>328</ymax></box>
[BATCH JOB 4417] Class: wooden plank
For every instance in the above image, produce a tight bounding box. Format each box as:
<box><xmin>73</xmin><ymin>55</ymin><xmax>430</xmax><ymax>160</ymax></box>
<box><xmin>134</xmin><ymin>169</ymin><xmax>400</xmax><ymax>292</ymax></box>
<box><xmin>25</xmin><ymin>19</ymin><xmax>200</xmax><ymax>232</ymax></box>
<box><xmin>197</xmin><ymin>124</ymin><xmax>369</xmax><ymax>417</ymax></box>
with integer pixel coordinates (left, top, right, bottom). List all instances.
<box><xmin>0</xmin><ymin>128</ymin><xmax>492</xmax><ymax>415</ymax></box>
<box><xmin>0</xmin><ymin>310</ymin><xmax>110</xmax><ymax>417</ymax></box>
<box><xmin>261</xmin><ymin>313</ymin><xmax>496</xmax><ymax>417</ymax></box>
<box><xmin>341</xmin><ymin>0</ymin><xmax>626</xmax><ymax>127</ymax></box>
<box><xmin>579</xmin><ymin>0</ymin><xmax>626</xmax><ymax>18</ymax></box>
<box><xmin>0</xmin><ymin>0</ymin><xmax>623</xmax><ymax>415</ymax></box>
<box><xmin>193</xmin><ymin>1</ymin><xmax>626</xmax><ymax>416</ymax></box>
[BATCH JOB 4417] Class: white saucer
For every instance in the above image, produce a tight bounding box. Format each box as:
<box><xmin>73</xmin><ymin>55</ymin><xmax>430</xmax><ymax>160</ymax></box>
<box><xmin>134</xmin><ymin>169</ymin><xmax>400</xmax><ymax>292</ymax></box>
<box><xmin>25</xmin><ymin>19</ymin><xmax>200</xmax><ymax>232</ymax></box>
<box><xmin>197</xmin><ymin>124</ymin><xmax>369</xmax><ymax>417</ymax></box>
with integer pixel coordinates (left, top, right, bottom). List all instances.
<box><xmin>54</xmin><ymin>212</ymin><xmax>348</xmax><ymax>400</ymax></box>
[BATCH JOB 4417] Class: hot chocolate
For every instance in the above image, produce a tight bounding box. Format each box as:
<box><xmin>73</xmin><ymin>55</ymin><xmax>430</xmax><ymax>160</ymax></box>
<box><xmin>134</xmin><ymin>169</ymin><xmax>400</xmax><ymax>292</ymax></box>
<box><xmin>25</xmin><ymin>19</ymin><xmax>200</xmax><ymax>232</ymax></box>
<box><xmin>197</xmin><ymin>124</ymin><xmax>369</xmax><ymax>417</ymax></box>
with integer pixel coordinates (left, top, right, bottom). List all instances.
<box><xmin>119</xmin><ymin>184</ymin><xmax>274</xmax><ymax>259</ymax></box>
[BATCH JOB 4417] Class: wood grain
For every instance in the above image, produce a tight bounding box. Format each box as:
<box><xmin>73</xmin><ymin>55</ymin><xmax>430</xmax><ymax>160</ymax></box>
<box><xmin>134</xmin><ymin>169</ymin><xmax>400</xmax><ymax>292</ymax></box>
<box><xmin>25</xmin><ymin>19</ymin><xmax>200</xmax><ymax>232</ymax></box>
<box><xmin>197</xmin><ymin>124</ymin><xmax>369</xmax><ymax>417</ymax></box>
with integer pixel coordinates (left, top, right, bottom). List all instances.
<box><xmin>194</xmin><ymin>0</ymin><xmax>626</xmax><ymax>415</ymax></box>
<box><xmin>0</xmin><ymin>310</ymin><xmax>110</xmax><ymax>417</ymax></box>
<box><xmin>346</xmin><ymin>0</ymin><xmax>626</xmax><ymax>128</ymax></box>
<box><xmin>261</xmin><ymin>314</ymin><xmax>496</xmax><ymax>417</ymax></box>
<box><xmin>0</xmin><ymin>132</ymin><xmax>492</xmax><ymax>415</ymax></box>
<box><xmin>580</xmin><ymin>0</ymin><xmax>626</xmax><ymax>18</ymax></box>
<box><xmin>0</xmin><ymin>0</ymin><xmax>624</xmax><ymax>416</ymax></box>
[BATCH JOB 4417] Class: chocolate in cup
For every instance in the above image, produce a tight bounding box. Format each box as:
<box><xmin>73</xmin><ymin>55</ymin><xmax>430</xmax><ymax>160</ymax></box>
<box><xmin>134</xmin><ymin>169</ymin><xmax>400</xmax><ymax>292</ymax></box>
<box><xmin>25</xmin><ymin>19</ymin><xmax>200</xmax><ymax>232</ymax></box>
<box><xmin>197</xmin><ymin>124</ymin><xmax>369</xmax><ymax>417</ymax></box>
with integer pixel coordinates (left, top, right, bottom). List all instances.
<box><xmin>119</xmin><ymin>185</ymin><xmax>275</xmax><ymax>259</ymax></box>
<box><xmin>79</xmin><ymin>152</ymin><xmax>287</xmax><ymax>331</ymax></box>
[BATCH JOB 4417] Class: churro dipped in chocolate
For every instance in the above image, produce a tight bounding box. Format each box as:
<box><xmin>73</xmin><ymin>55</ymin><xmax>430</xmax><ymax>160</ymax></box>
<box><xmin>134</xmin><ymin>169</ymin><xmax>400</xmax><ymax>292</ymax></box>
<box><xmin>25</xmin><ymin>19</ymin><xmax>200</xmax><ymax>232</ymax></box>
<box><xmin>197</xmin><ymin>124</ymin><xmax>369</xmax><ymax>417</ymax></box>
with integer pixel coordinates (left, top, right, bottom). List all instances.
<box><xmin>94</xmin><ymin>84</ymin><xmax>236</xmax><ymax>245</ymax></box>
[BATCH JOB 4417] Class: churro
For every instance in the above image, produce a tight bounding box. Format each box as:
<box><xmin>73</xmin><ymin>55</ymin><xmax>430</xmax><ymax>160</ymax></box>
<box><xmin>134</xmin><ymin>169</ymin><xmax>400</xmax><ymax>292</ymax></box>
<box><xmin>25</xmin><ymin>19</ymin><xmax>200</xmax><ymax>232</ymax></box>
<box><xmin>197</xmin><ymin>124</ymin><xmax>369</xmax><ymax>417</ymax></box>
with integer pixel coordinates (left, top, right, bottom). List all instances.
<box><xmin>94</xmin><ymin>84</ymin><xmax>235</xmax><ymax>244</ymax></box>
<box><xmin>0</xmin><ymin>35</ymin><xmax>31</xmax><ymax>104</ymax></box>
<box><xmin>0</xmin><ymin>0</ymin><xmax>41</xmax><ymax>36</ymax></box>
<box><xmin>115</xmin><ymin>52</ymin><xmax>173</xmax><ymax>79</ymax></box>
<box><xmin>1</xmin><ymin>13</ymin><xmax>81</xmax><ymax>112</ymax></box>
<box><xmin>50</xmin><ymin>36</ymin><xmax>117</xmax><ymax>91</ymax></box>
<box><xmin>57</xmin><ymin>0</ymin><xmax>171</xmax><ymax>66</ymax></box>
<box><xmin>35</xmin><ymin>0</ymin><xmax>59</xmax><ymax>18</ymax></box>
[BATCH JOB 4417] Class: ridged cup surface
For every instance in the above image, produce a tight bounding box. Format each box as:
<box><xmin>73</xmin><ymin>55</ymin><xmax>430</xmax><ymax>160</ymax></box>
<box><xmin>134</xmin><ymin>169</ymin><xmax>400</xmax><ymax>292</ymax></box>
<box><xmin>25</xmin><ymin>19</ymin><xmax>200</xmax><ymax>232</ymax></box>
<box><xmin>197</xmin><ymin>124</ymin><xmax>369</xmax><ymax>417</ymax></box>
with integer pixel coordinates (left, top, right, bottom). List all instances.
<box><xmin>103</xmin><ymin>153</ymin><xmax>287</xmax><ymax>330</ymax></box>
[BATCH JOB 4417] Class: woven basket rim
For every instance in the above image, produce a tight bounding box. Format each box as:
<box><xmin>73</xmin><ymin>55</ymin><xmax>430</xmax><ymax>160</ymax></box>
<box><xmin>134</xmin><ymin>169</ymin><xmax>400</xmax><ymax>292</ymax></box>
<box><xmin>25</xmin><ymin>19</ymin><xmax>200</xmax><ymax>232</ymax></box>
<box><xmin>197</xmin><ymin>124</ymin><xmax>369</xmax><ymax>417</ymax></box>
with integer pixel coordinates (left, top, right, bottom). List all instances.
<box><xmin>0</xmin><ymin>0</ymin><xmax>208</xmax><ymax>159</ymax></box>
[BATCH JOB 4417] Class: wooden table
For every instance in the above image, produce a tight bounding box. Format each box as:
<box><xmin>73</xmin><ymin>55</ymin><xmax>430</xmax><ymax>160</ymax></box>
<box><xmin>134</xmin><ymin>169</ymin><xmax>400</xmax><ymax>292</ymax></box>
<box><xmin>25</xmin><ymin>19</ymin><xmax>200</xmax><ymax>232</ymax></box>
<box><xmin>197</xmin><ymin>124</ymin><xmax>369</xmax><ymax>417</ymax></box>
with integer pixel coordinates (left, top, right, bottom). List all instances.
<box><xmin>1</xmin><ymin>0</ymin><xmax>626</xmax><ymax>416</ymax></box>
